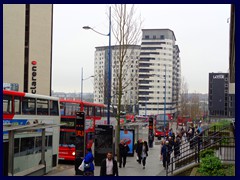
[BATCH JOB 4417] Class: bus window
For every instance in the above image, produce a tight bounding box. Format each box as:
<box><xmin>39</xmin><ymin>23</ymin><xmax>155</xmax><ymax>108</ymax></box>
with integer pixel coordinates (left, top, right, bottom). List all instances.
<box><xmin>14</xmin><ymin>138</ymin><xmax>20</xmax><ymax>157</ymax></box>
<box><xmin>95</xmin><ymin>106</ymin><xmax>101</xmax><ymax>116</ymax></box>
<box><xmin>37</xmin><ymin>99</ymin><xmax>49</xmax><ymax>115</ymax></box>
<box><xmin>50</xmin><ymin>100</ymin><xmax>59</xmax><ymax>116</ymax></box>
<box><xmin>3</xmin><ymin>94</ymin><xmax>12</xmax><ymax>114</ymax></box>
<box><xmin>89</xmin><ymin>106</ymin><xmax>94</xmax><ymax>116</ymax></box>
<box><xmin>84</xmin><ymin>106</ymin><xmax>88</xmax><ymax>115</ymax></box>
<box><xmin>48</xmin><ymin>135</ymin><xmax>53</xmax><ymax>148</ymax></box>
<box><xmin>20</xmin><ymin>137</ymin><xmax>34</xmax><ymax>156</ymax></box>
<box><xmin>35</xmin><ymin>136</ymin><xmax>42</xmax><ymax>153</ymax></box>
<box><xmin>22</xmin><ymin>97</ymin><xmax>36</xmax><ymax>115</ymax></box>
<box><xmin>60</xmin><ymin>103</ymin><xmax>65</xmax><ymax>116</ymax></box>
<box><xmin>14</xmin><ymin>96</ymin><xmax>21</xmax><ymax>114</ymax></box>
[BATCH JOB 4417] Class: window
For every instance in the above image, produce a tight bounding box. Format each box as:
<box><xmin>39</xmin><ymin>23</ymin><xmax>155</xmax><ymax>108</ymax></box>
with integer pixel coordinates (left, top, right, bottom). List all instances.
<box><xmin>14</xmin><ymin>96</ymin><xmax>21</xmax><ymax>114</ymax></box>
<box><xmin>14</xmin><ymin>138</ymin><xmax>20</xmax><ymax>157</ymax></box>
<box><xmin>22</xmin><ymin>97</ymin><xmax>36</xmax><ymax>115</ymax></box>
<box><xmin>160</xmin><ymin>35</ymin><xmax>165</xmax><ymax>39</ymax></box>
<box><xmin>20</xmin><ymin>137</ymin><xmax>34</xmax><ymax>156</ymax></box>
<box><xmin>50</xmin><ymin>100</ymin><xmax>59</xmax><ymax>116</ymax></box>
<box><xmin>3</xmin><ymin>95</ymin><xmax>12</xmax><ymax>114</ymax></box>
<box><xmin>145</xmin><ymin>35</ymin><xmax>149</xmax><ymax>39</ymax></box>
<box><xmin>37</xmin><ymin>99</ymin><xmax>49</xmax><ymax>115</ymax></box>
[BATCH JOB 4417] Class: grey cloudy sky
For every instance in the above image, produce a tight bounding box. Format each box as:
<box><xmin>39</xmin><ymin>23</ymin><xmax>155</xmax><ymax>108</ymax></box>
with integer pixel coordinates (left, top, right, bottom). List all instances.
<box><xmin>52</xmin><ymin>4</ymin><xmax>230</xmax><ymax>94</ymax></box>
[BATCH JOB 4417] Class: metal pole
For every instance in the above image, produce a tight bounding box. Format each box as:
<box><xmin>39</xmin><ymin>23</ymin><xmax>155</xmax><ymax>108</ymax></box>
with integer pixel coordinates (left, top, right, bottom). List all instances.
<box><xmin>145</xmin><ymin>96</ymin><xmax>147</xmax><ymax>116</ymax></box>
<box><xmin>81</xmin><ymin>67</ymin><xmax>83</xmax><ymax>101</ymax></box>
<box><xmin>107</xmin><ymin>6</ymin><xmax>111</xmax><ymax>125</ymax></box>
<box><xmin>164</xmin><ymin>64</ymin><xmax>166</xmax><ymax>138</ymax></box>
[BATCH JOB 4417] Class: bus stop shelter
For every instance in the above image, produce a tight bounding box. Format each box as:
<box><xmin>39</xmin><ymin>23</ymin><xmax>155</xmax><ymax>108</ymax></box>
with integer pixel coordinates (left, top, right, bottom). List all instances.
<box><xmin>3</xmin><ymin>123</ymin><xmax>60</xmax><ymax>176</ymax></box>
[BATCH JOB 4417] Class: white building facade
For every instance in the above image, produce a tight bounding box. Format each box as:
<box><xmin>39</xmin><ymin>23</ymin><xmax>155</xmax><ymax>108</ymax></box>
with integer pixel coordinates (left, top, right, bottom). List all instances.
<box><xmin>3</xmin><ymin>4</ymin><xmax>53</xmax><ymax>96</ymax></box>
<box><xmin>94</xmin><ymin>45</ymin><xmax>140</xmax><ymax>113</ymax></box>
<box><xmin>138</xmin><ymin>29</ymin><xmax>181</xmax><ymax>117</ymax></box>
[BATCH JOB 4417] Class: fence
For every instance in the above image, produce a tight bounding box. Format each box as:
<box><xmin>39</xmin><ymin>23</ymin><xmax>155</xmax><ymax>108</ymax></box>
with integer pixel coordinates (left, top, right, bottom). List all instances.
<box><xmin>166</xmin><ymin>123</ymin><xmax>235</xmax><ymax>176</ymax></box>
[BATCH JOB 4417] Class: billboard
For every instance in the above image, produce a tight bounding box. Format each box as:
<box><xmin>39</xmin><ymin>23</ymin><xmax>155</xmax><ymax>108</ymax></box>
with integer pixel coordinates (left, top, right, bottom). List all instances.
<box><xmin>120</xmin><ymin>129</ymin><xmax>135</xmax><ymax>157</ymax></box>
<box><xmin>94</xmin><ymin>125</ymin><xmax>114</xmax><ymax>166</ymax></box>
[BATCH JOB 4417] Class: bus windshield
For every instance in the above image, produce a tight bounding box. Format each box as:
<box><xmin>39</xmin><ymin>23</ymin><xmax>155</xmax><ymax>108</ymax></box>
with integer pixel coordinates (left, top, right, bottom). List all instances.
<box><xmin>155</xmin><ymin>114</ymin><xmax>169</xmax><ymax>131</ymax></box>
<box><xmin>59</xmin><ymin>131</ymin><xmax>75</xmax><ymax>147</ymax></box>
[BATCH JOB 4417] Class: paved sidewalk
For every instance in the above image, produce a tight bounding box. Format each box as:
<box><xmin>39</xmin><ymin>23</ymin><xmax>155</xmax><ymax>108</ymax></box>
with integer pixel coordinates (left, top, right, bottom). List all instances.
<box><xmin>46</xmin><ymin>142</ymin><xmax>166</xmax><ymax>176</ymax></box>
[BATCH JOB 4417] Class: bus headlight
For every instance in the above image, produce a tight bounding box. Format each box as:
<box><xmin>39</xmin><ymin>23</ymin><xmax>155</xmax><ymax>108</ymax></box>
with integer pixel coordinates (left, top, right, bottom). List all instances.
<box><xmin>72</xmin><ymin>152</ymin><xmax>75</xmax><ymax>156</ymax></box>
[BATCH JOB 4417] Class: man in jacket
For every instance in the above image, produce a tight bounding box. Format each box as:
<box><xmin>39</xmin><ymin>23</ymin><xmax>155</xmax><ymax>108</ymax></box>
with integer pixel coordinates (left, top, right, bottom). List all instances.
<box><xmin>119</xmin><ymin>140</ymin><xmax>130</xmax><ymax>168</ymax></box>
<box><xmin>100</xmin><ymin>152</ymin><xmax>118</xmax><ymax>176</ymax></box>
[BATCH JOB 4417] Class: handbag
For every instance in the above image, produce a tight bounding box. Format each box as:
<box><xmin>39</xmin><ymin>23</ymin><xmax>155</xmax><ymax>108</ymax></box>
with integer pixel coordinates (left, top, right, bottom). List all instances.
<box><xmin>78</xmin><ymin>160</ymin><xmax>85</xmax><ymax>171</ymax></box>
<box><xmin>84</xmin><ymin>162</ymin><xmax>90</xmax><ymax>169</ymax></box>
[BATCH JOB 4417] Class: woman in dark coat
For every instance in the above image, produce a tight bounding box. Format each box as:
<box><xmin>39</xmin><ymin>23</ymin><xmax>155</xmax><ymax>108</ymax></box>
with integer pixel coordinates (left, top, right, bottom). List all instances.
<box><xmin>136</xmin><ymin>140</ymin><xmax>149</xmax><ymax>169</ymax></box>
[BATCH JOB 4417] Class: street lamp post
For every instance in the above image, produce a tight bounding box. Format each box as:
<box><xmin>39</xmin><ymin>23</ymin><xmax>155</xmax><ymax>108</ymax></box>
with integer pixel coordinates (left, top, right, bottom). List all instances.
<box><xmin>164</xmin><ymin>64</ymin><xmax>166</xmax><ymax>138</ymax></box>
<box><xmin>83</xmin><ymin>7</ymin><xmax>111</xmax><ymax>125</ymax></box>
<box><xmin>81</xmin><ymin>67</ymin><xmax>94</xmax><ymax>101</ymax></box>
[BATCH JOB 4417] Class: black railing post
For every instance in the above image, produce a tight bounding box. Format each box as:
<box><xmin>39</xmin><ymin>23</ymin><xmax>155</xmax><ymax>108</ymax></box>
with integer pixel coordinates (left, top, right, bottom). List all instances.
<box><xmin>197</xmin><ymin>137</ymin><xmax>200</xmax><ymax>163</ymax></box>
<box><xmin>219</xmin><ymin>138</ymin><xmax>222</xmax><ymax>156</ymax></box>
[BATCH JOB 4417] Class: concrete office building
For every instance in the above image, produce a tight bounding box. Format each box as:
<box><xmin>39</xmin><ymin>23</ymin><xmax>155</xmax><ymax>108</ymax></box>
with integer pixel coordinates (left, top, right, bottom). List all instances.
<box><xmin>93</xmin><ymin>45</ymin><xmax>141</xmax><ymax>113</ymax></box>
<box><xmin>208</xmin><ymin>73</ymin><xmax>229</xmax><ymax>118</ymax></box>
<box><xmin>3</xmin><ymin>4</ymin><xmax>53</xmax><ymax>96</ymax></box>
<box><xmin>138</xmin><ymin>29</ymin><xmax>181</xmax><ymax>117</ymax></box>
<box><xmin>228</xmin><ymin>4</ymin><xmax>235</xmax><ymax>118</ymax></box>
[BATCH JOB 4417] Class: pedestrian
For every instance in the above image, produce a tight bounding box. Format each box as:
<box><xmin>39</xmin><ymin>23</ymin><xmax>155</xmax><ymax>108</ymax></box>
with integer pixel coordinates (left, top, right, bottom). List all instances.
<box><xmin>173</xmin><ymin>136</ymin><xmax>181</xmax><ymax>158</ymax></box>
<box><xmin>135</xmin><ymin>138</ymin><xmax>142</xmax><ymax>163</ymax></box>
<box><xmin>100</xmin><ymin>152</ymin><xmax>118</xmax><ymax>176</ymax></box>
<box><xmin>136</xmin><ymin>140</ymin><xmax>149</xmax><ymax>169</ymax></box>
<box><xmin>83</xmin><ymin>148</ymin><xmax>94</xmax><ymax>176</ymax></box>
<box><xmin>168</xmin><ymin>128</ymin><xmax>173</xmax><ymax>137</ymax></box>
<box><xmin>168</xmin><ymin>136</ymin><xmax>174</xmax><ymax>154</ymax></box>
<box><xmin>188</xmin><ymin>124</ymin><xmax>195</xmax><ymax>149</ymax></box>
<box><xmin>148</xmin><ymin>132</ymin><xmax>154</xmax><ymax>148</ymax></box>
<box><xmin>161</xmin><ymin>140</ymin><xmax>171</xmax><ymax>169</ymax></box>
<box><xmin>119</xmin><ymin>140</ymin><xmax>130</xmax><ymax>168</ymax></box>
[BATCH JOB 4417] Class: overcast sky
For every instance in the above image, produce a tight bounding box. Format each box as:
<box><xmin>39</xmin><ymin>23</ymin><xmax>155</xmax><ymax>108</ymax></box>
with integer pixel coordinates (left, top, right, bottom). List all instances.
<box><xmin>52</xmin><ymin>4</ymin><xmax>230</xmax><ymax>94</ymax></box>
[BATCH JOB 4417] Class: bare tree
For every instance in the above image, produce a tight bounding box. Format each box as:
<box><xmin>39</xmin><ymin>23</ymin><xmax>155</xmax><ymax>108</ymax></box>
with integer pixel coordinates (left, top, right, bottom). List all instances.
<box><xmin>190</xmin><ymin>91</ymin><xmax>202</xmax><ymax>122</ymax></box>
<box><xmin>179</xmin><ymin>76</ymin><xmax>189</xmax><ymax>117</ymax></box>
<box><xmin>111</xmin><ymin>4</ymin><xmax>142</xmax><ymax>161</ymax></box>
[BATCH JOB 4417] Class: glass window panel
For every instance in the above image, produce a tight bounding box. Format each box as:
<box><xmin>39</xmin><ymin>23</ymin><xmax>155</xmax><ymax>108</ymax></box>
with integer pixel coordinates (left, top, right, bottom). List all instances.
<box><xmin>37</xmin><ymin>99</ymin><xmax>49</xmax><ymax>115</ymax></box>
<box><xmin>3</xmin><ymin>95</ymin><xmax>12</xmax><ymax>114</ymax></box>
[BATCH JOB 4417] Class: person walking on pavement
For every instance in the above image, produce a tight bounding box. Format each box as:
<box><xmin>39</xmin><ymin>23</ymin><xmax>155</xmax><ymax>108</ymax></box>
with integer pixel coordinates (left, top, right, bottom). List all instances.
<box><xmin>83</xmin><ymin>148</ymin><xmax>95</xmax><ymax>176</ymax></box>
<box><xmin>100</xmin><ymin>152</ymin><xmax>119</xmax><ymax>176</ymax></box>
<box><xmin>148</xmin><ymin>132</ymin><xmax>154</xmax><ymax>148</ymax></box>
<box><xmin>135</xmin><ymin>138</ymin><xmax>142</xmax><ymax>163</ymax></box>
<box><xmin>119</xmin><ymin>140</ymin><xmax>130</xmax><ymax>168</ymax></box>
<box><xmin>173</xmin><ymin>136</ymin><xmax>181</xmax><ymax>158</ymax></box>
<box><xmin>136</xmin><ymin>140</ymin><xmax>149</xmax><ymax>169</ymax></box>
<box><xmin>161</xmin><ymin>140</ymin><xmax>171</xmax><ymax>170</ymax></box>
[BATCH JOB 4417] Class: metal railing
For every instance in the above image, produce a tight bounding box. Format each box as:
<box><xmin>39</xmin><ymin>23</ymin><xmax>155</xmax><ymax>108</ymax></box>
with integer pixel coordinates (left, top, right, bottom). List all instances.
<box><xmin>166</xmin><ymin>123</ymin><xmax>235</xmax><ymax>176</ymax></box>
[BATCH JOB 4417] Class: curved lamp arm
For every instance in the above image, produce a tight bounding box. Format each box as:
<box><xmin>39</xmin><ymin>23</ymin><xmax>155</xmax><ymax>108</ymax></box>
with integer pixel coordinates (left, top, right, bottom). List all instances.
<box><xmin>82</xmin><ymin>26</ymin><xmax>109</xmax><ymax>36</ymax></box>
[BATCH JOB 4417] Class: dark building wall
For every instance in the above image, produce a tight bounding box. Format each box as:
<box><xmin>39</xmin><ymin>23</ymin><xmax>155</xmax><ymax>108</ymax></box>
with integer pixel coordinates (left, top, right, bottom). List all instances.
<box><xmin>228</xmin><ymin>94</ymin><xmax>235</xmax><ymax>117</ymax></box>
<box><xmin>209</xmin><ymin>73</ymin><xmax>229</xmax><ymax>117</ymax></box>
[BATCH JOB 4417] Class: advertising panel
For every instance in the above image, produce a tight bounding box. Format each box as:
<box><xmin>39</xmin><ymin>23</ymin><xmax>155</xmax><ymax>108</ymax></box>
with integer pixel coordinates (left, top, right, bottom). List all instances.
<box><xmin>120</xmin><ymin>129</ymin><xmax>135</xmax><ymax>156</ymax></box>
<box><xmin>94</xmin><ymin>125</ymin><xmax>114</xmax><ymax>166</ymax></box>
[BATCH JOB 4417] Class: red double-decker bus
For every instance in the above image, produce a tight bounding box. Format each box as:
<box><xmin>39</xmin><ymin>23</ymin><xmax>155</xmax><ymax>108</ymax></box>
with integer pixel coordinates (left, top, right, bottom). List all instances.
<box><xmin>58</xmin><ymin>99</ymin><xmax>106</xmax><ymax>161</ymax></box>
<box><xmin>177</xmin><ymin>115</ymin><xmax>192</xmax><ymax>128</ymax></box>
<box><xmin>154</xmin><ymin>114</ymin><xmax>172</xmax><ymax>139</ymax></box>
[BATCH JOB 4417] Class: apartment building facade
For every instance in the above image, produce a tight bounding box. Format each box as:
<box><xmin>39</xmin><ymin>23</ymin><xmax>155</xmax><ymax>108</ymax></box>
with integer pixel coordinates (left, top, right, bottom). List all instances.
<box><xmin>93</xmin><ymin>45</ymin><xmax>141</xmax><ymax>113</ymax></box>
<box><xmin>138</xmin><ymin>29</ymin><xmax>181</xmax><ymax>117</ymax></box>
